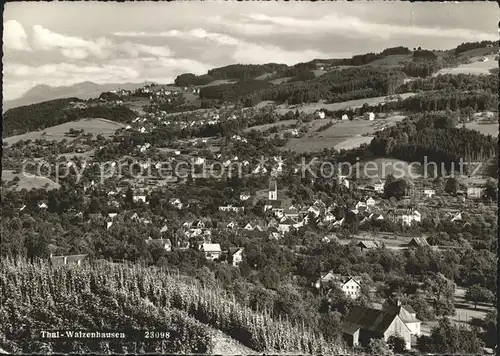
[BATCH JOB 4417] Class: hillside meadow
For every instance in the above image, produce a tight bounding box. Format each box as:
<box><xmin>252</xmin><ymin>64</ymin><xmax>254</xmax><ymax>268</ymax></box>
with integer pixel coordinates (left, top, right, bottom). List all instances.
<box><xmin>4</xmin><ymin>118</ymin><xmax>125</xmax><ymax>146</ymax></box>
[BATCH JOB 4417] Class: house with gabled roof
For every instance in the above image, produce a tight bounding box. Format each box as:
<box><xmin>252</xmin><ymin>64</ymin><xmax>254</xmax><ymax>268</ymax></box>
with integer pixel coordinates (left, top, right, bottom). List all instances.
<box><xmin>407</xmin><ymin>236</ymin><xmax>429</xmax><ymax>248</ymax></box>
<box><xmin>315</xmin><ymin>272</ymin><xmax>362</xmax><ymax>299</ymax></box>
<box><xmin>341</xmin><ymin>305</ymin><xmax>412</xmax><ymax>350</ymax></box>
<box><xmin>243</xmin><ymin>223</ymin><xmax>254</xmax><ymax>231</ymax></box>
<box><xmin>278</xmin><ymin>217</ymin><xmax>297</xmax><ymax>233</ymax></box>
<box><xmin>200</xmin><ymin>243</ymin><xmax>222</xmax><ymax>261</ymax></box>
<box><xmin>228</xmin><ymin>247</ymin><xmax>244</xmax><ymax>267</ymax></box>
<box><xmin>382</xmin><ymin>299</ymin><xmax>421</xmax><ymax>336</ymax></box>
<box><xmin>356</xmin><ymin>240</ymin><xmax>379</xmax><ymax>250</ymax></box>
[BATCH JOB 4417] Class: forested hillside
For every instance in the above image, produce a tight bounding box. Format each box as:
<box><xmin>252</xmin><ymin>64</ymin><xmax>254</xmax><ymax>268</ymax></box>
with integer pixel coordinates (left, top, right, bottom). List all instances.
<box><xmin>370</xmin><ymin>112</ymin><xmax>498</xmax><ymax>173</ymax></box>
<box><xmin>3</xmin><ymin>101</ymin><xmax>137</xmax><ymax>137</ymax></box>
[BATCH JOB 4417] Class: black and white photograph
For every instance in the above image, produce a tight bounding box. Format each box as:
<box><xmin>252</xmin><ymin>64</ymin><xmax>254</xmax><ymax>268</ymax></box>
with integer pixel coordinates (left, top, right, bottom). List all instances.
<box><xmin>1</xmin><ymin>1</ymin><xmax>498</xmax><ymax>354</ymax></box>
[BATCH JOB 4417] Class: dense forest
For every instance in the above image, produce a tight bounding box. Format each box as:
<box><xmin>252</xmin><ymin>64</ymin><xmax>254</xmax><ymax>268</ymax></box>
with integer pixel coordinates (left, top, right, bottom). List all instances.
<box><xmin>207</xmin><ymin>64</ymin><xmax>288</xmax><ymax>81</ymax></box>
<box><xmin>174</xmin><ymin>73</ymin><xmax>216</xmax><ymax>87</ymax></box>
<box><xmin>397</xmin><ymin>74</ymin><xmax>498</xmax><ymax>93</ymax></box>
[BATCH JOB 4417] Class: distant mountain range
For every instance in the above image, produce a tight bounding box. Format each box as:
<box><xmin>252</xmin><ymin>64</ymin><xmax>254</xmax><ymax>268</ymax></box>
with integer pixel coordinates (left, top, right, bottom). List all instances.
<box><xmin>3</xmin><ymin>81</ymin><xmax>154</xmax><ymax>112</ymax></box>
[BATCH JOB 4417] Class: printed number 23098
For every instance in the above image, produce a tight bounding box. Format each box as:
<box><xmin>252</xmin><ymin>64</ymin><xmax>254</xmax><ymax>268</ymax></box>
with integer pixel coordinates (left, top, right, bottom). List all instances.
<box><xmin>144</xmin><ymin>331</ymin><xmax>171</xmax><ymax>339</ymax></box>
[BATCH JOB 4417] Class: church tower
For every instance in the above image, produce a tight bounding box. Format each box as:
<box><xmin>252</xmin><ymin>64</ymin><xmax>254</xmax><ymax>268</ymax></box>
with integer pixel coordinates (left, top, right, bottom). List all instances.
<box><xmin>268</xmin><ymin>178</ymin><xmax>277</xmax><ymax>201</ymax></box>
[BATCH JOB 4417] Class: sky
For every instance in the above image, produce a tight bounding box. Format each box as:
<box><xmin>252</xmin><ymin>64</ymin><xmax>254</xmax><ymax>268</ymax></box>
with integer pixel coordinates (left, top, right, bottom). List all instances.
<box><xmin>3</xmin><ymin>1</ymin><xmax>498</xmax><ymax>101</ymax></box>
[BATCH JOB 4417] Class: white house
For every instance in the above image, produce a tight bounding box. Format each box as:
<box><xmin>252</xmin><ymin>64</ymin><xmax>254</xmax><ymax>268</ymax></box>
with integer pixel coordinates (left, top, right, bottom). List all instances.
<box><xmin>315</xmin><ymin>272</ymin><xmax>362</xmax><ymax>299</ymax></box>
<box><xmin>318</xmin><ymin>111</ymin><xmax>326</xmax><ymax>119</ymax></box>
<box><xmin>239</xmin><ymin>193</ymin><xmax>251</xmax><ymax>201</ymax></box>
<box><xmin>341</xmin><ymin>114</ymin><xmax>349</xmax><ymax>121</ymax></box>
<box><xmin>243</xmin><ymin>223</ymin><xmax>254</xmax><ymax>231</ymax></box>
<box><xmin>467</xmin><ymin>187</ymin><xmax>483</xmax><ymax>199</ymax></box>
<box><xmin>308</xmin><ymin>205</ymin><xmax>321</xmax><ymax>217</ymax></box>
<box><xmin>364</xmin><ymin>112</ymin><xmax>375</xmax><ymax>121</ymax></box>
<box><xmin>106</xmin><ymin>221</ymin><xmax>113</xmax><ymax>230</ymax></box>
<box><xmin>200</xmin><ymin>243</ymin><xmax>222</xmax><ymax>261</ymax></box>
<box><xmin>373</xmin><ymin>180</ymin><xmax>385</xmax><ymax>193</ymax></box>
<box><xmin>38</xmin><ymin>202</ymin><xmax>48</xmax><ymax>209</ymax></box>
<box><xmin>392</xmin><ymin>209</ymin><xmax>421</xmax><ymax>226</ymax></box>
<box><xmin>423</xmin><ymin>189</ymin><xmax>436</xmax><ymax>198</ymax></box>
<box><xmin>366</xmin><ymin>197</ymin><xmax>376</xmax><ymax>207</ymax></box>
<box><xmin>230</xmin><ymin>248</ymin><xmax>244</xmax><ymax>267</ymax></box>
<box><xmin>193</xmin><ymin>157</ymin><xmax>205</xmax><ymax>165</ymax></box>
<box><xmin>323</xmin><ymin>212</ymin><xmax>336</xmax><ymax>222</ymax></box>
<box><xmin>133</xmin><ymin>195</ymin><xmax>147</xmax><ymax>203</ymax></box>
<box><xmin>337</xmin><ymin>175</ymin><xmax>350</xmax><ymax>189</ymax></box>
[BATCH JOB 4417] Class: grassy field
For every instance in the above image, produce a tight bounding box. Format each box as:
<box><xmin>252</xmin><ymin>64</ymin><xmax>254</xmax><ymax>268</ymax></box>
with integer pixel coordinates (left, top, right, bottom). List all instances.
<box><xmin>367</xmin><ymin>54</ymin><xmax>413</xmax><ymax>67</ymax></box>
<box><xmin>461</xmin><ymin>122</ymin><xmax>499</xmax><ymax>136</ymax></box>
<box><xmin>283</xmin><ymin>137</ymin><xmax>345</xmax><ymax>153</ymax></box>
<box><xmin>4</xmin><ymin>118</ymin><xmax>125</xmax><ymax>145</ymax></box>
<box><xmin>282</xmin><ymin>114</ymin><xmax>406</xmax><ymax>152</ymax></box>
<box><xmin>244</xmin><ymin>119</ymin><xmax>298</xmax><ymax>132</ymax></box>
<box><xmin>269</xmin><ymin>77</ymin><xmax>293</xmax><ymax>85</ymax></box>
<box><xmin>275</xmin><ymin>93</ymin><xmax>416</xmax><ymax>115</ymax></box>
<box><xmin>312</xmin><ymin>70</ymin><xmax>327</xmax><ymax>77</ymax></box>
<box><xmin>2</xmin><ymin>169</ymin><xmax>60</xmax><ymax>191</ymax></box>
<box><xmin>435</xmin><ymin>55</ymin><xmax>497</xmax><ymax>76</ymax></box>
<box><xmin>334</xmin><ymin>136</ymin><xmax>374</xmax><ymax>150</ymax></box>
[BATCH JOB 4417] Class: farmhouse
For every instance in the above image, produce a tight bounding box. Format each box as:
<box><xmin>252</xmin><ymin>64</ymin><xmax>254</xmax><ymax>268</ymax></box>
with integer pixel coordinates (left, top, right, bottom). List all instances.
<box><xmin>382</xmin><ymin>299</ymin><xmax>421</xmax><ymax>336</ymax></box>
<box><xmin>200</xmin><ymin>243</ymin><xmax>222</xmax><ymax>261</ymax></box>
<box><xmin>407</xmin><ymin>236</ymin><xmax>429</xmax><ymax>248</ymax></box>
<box><xmin>315</xmin><ymin>272</ymin><xmax>362</xmax><ymax>299</ymax></box>
<box><xmin>341</xmin><ymin>306</ymin><xmax>412</xmax><ymax>350</ymax></box>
